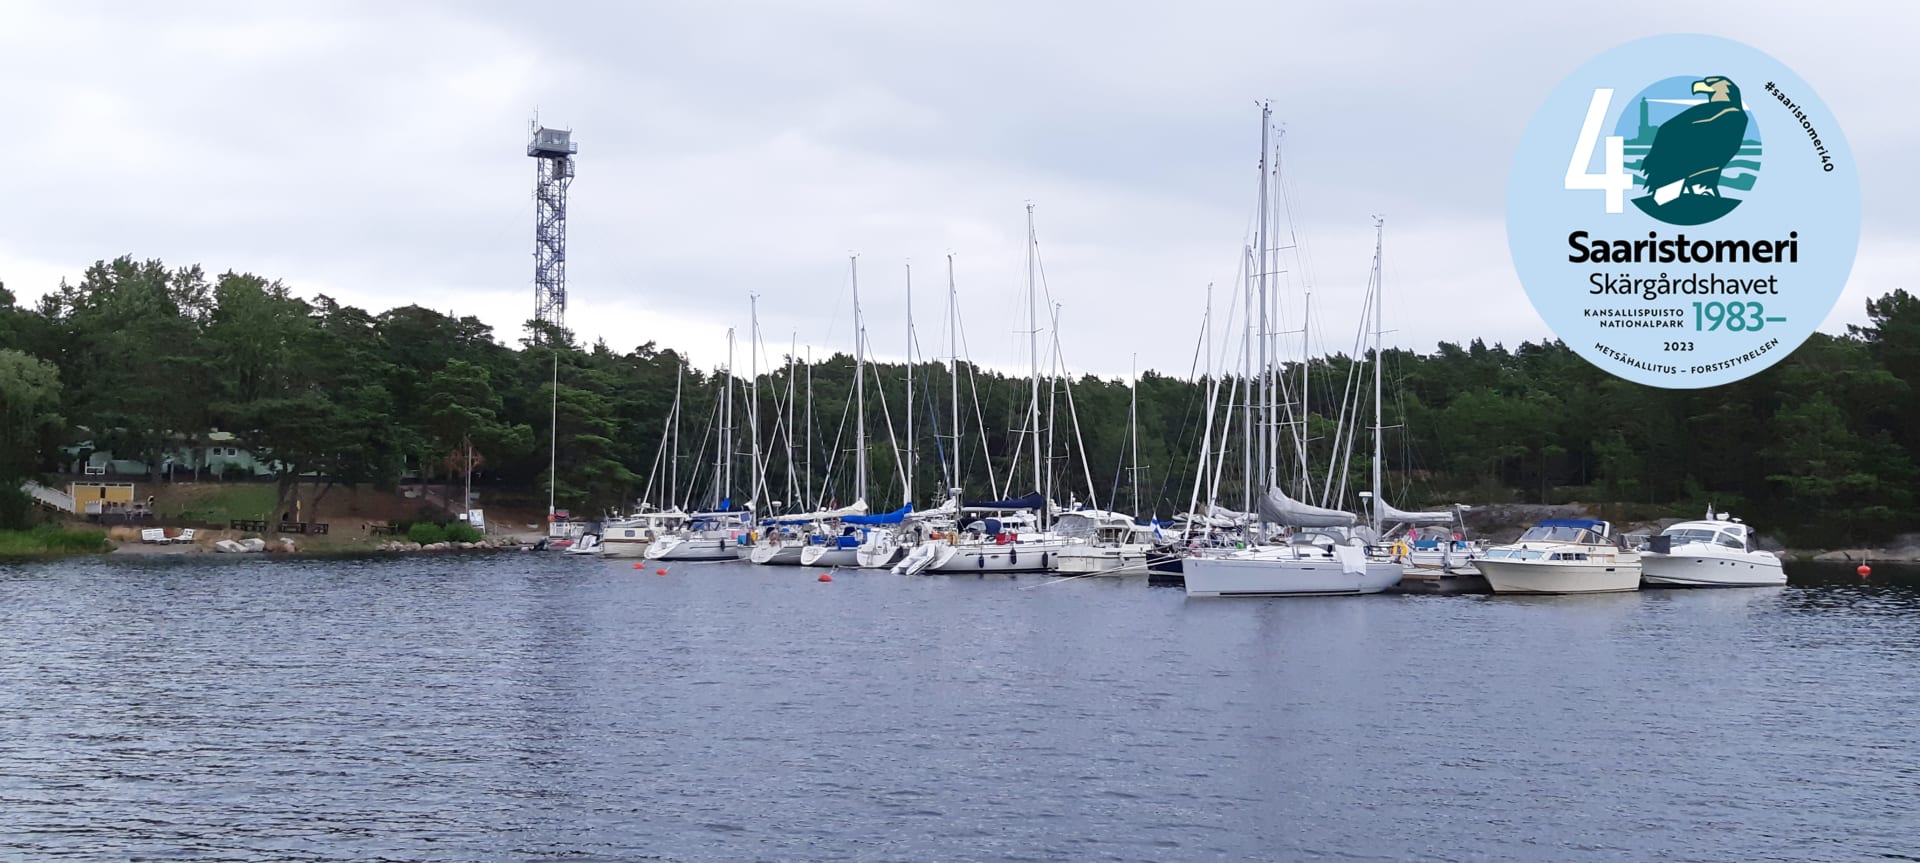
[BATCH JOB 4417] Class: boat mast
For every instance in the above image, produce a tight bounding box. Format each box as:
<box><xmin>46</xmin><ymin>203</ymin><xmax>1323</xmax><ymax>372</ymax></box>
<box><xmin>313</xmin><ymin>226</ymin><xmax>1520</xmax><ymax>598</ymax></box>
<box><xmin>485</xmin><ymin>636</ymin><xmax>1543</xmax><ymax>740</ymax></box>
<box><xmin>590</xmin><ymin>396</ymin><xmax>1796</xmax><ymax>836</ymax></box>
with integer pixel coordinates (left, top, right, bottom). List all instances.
<box><xmin>905</xmin><ymin>262</ymin><xmax>915</xmax><ymax>509</ymax></box>
<box><xmin>1256</xmin><ymin>100</ymin><xmax>1272</xmax><ymax>497</ymax></box>
<box><xmin>1369</xmin><ymin>217</ymin><xmax>1385</xmax><ymax>534</ymax></box>
<box><xmin>1130</xmin><ymin>354</ymin><xmax>1141</xmax><ymax>517</ymax></box>
<box><xmin>547</xmin><ymin>348</ymin><xmax>558</xmax><ymax>521</ymax></box>
<box><xmin>805</xmin><ymin>345</ymin><xmax>814</xmax><ymax>509</ymax></box>
<box><xmin>719</xmin><ymin>328</ymin><xmax>735</xmax><ymax>510</ymax></box>
<box><xmin>671</xmin><ymin>357</ymin><xmax>683</xmax><ymax>509</ymax></box>
<box><xmin>948</xmin><ymin>255</ymin><xmax>961</xmax><ymax>501</ymax></box>
<box><xmin>786</xmin><ymin>332</ymin><xmax>797</xmax><ymax>512</ymax></box>
<box><xmin>1299</xmin><ymin>287</ymin><xmax>1311</xmax><ymax>501</ymax></box>
<box><xmin>1241</xmin><ymin>243</ymin><xmax>1254</xmax><ymax>521</ymax></box>
<box><xmin>749</xmin><ymin>294</ymin><xmax>762</xmax><ymax>511</ymax></box>
<box><xmin>852</xmin><ymin>256</ymin><xmax>868</xmax><ymax>507</ymax></box>
<box><xmin>1026</xmin><ymin>204</ymin><xmax>1042</xmax><ymax>516</ymax></box>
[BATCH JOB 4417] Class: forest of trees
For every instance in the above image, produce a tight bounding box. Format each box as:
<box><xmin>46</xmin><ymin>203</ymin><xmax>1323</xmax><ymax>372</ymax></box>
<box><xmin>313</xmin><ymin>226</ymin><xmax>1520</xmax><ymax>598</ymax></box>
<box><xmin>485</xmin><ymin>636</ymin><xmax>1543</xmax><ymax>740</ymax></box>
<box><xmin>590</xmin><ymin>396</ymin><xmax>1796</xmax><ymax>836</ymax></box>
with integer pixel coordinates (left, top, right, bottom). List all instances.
<box><xmin>3</xmin><ymin>254</ymin><xmax>1919</xmax><ymax>546</ymax></box>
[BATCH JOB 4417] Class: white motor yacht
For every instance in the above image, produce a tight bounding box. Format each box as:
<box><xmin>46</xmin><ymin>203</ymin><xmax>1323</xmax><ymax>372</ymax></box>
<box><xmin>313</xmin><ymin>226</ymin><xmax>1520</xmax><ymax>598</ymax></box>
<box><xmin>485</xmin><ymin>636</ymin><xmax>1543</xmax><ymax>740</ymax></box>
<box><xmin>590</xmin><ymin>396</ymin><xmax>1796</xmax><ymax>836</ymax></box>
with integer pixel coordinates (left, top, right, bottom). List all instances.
<box><xmin>600</xmin><ymin>509</ymin><xmax>689</xmax><ymax>558</ymax></box>
<box><xmin>1641</xmin><ymin>510</ymin><xmax>1785</xmax><ymax>587</ymax></box>
<box><xmin>1054</xmin><ymin>510</ymin><xmax>1161</xmax><ymax>575</ymax></box>
<box><xmin>1477</xmin><ymin>518</ymin><xmax>1641</xmax><ymax>594</ymax></box>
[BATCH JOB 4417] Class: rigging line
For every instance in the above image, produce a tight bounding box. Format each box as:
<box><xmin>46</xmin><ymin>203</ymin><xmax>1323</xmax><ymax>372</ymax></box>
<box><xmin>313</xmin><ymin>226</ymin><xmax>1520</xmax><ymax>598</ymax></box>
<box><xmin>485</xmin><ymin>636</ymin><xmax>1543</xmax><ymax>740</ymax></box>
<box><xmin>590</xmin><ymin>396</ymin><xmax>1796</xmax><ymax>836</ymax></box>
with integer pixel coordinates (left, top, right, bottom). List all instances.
<box><xmin>1048</xmin><ymin>309</ymin><xmax>1100</xmax><ymax>511</ymax></box>
<box><xmin>954</xmin><ymin>302</ymin><xmax>1004</xmax><ymax>500</ymax></box>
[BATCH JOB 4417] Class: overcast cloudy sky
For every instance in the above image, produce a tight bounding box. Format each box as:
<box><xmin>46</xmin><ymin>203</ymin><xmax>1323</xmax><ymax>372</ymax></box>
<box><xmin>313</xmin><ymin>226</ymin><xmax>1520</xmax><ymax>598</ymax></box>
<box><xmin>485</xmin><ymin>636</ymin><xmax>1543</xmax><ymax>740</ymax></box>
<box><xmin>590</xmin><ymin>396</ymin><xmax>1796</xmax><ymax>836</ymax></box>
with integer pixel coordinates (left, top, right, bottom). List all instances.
<box><xmin>2</xmin><ymin>1</ymin><xmax>1912</xmax><ymax>378</ymax></box>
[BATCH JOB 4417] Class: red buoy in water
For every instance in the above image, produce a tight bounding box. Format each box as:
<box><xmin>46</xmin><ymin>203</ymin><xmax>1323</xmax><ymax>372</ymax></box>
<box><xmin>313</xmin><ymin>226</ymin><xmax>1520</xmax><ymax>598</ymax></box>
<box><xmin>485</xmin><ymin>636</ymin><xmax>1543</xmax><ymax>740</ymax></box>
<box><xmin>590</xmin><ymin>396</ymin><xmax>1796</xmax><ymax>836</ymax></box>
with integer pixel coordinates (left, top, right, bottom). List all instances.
<box><xmin>656</xmin><ymin>568</ymin><xmax>669</xmax><ymax>576</ymax></box>
<box><xmin>818</xmin><ymin>573</ymin><xmax>833</xmax><ymax>582</ymax></box>
<box><xmin>1858</xmin><ymin>564</ymin><xmax>1872</xmax><ymax>578</ymax></box>
<box><xmin>632</xmin><ymin>562</ymin><xmax>643</xmax><ymax>569</ymax></box>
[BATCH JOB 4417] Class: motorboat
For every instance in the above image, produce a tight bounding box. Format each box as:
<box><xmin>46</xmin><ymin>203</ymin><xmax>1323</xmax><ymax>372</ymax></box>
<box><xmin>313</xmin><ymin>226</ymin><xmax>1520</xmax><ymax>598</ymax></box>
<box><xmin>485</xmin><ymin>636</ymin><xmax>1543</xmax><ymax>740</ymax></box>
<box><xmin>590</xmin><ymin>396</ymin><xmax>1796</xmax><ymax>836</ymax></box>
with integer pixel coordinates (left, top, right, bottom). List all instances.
<box><xmin>600</xmin><ymin>508</ymin><xmax>689</xmax><ymax>558</ymax></box>
<box><xmin>1053</xmin><ymin>510</ymin><xmax>1162</xmax><ymax>575</ymax></box>
<box><xmin>1476</xmin><ymin>518</ymin><xmax>1641</xmax><ymax>594</ymax></box>
<box><xmin>1640</xmin><ymin>509</ymin><xmax>1785</xmax><ymax>587</ymax></box>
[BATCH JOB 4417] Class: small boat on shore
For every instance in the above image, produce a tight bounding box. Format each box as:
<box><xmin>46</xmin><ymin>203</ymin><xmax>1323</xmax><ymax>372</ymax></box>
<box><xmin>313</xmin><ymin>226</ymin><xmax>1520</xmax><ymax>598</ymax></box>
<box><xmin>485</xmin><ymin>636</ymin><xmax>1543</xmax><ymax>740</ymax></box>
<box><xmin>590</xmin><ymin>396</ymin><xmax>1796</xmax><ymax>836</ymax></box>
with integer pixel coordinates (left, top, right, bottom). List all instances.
<box><xmin>1641</xmin><ymin>510</ymin><xmax>1785</xmax><ymax>587</ymax></box>
<box><xmin>1476</xmin><ymin>518</ymin><xmax>1641</xmax><ymax>594</ymax></box>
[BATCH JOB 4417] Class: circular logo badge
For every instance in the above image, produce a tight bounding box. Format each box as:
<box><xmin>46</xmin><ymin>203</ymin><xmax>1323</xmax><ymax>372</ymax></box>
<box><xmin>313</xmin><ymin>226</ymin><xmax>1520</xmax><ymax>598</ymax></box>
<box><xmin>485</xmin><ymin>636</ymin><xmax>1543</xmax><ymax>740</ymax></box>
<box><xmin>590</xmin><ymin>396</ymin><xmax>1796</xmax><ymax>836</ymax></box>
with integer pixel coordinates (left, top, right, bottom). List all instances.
<box><xmin>1507</xmin><ymin>34</ymin><xmax>1859</xmax><ymax>389</ymax></box>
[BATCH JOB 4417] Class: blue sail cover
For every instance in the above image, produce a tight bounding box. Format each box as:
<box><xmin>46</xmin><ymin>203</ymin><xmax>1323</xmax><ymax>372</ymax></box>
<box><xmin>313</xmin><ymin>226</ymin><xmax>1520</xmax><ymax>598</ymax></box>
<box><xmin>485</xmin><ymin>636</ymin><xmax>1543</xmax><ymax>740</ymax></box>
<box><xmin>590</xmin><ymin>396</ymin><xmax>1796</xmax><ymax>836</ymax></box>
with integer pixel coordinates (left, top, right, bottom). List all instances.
<box><xmin>843</xmin><ymin>505</ymin><xmax>912</xmax><ymax>525</ymax></box>
<box><xmin>962</xmin><ymin>492</ymin><xmax>1044</xmax><ymax>510</ymax></box>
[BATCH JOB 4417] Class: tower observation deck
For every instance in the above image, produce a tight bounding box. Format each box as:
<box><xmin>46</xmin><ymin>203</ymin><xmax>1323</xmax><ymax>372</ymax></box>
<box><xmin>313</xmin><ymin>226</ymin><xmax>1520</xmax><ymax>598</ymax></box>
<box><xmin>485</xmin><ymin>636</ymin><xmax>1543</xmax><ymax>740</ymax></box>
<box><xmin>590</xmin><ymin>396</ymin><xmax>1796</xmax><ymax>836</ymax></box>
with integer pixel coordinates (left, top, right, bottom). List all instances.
<box><xmin>528</xmin><ymin>123</ymin><xmax>577</xmax><ymax>340</ymax></box>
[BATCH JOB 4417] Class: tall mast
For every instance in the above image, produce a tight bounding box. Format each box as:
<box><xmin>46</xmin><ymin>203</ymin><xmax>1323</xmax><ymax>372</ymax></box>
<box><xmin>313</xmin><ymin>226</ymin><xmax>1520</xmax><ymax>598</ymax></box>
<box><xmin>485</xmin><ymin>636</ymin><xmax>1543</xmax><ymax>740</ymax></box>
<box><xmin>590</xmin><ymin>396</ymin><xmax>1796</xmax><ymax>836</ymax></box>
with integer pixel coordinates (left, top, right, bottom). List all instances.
<box><xmin>786</xmin><ymin>333</ymin><xmax>797</xmax><ymax>511</ymax></box>
<box><xmin>948</xmin><ymin>254</ymin><xmax>961</xmax><ymax>499</ymax></box>
<box><xmin>1370</xmin><ymin>217</ymin><xmax>1386</xmax><ymax>534</ymax></box>
<box><xmin>719</xmin><ymin>328</ymin><xmax>735</xmax><ymax>510</ymax></box>
<box><xmin>905</xmin><ymin>262</ymin><xmax>915</xmax><ymax>509</ymax></box>
<box><xmin>1241</xmin><ymin>243</ymin><xmax>1255</xmax><ymax>519</ymax></box>
<box><xmin>1255</xmin><ymin>100</ymin><xmax>1273</xmax><ymax>496</ymax></box>
<box><xmin>1130</xmin><ymin>354</ymin><xmax>1141</xmax><ymax>517</ymax></box>
<box><xmin>1026</xmin><ymin>204</ymin><xmax>1041</xmax><ymax>505</ymax></box>
<box><xmin>749</xmin><ymin>294</ymin><xmax>762</xmax><ymax>510</ymax></box>
<box><xmin>852</xmin><ymin>256</ymin><xmax>868</xmax><ymax>506</ymax></box>
<box><xmin>547</xmin><ymin>348</ymin><xmax>558</xmax><ymax>520</ymax></box>
<box><xmin>805</xmin><ymin>345</ymin><xmax>814</xmax><ymax>509</ymax></box>
<box><xmin>671</xmin><ymin>357</ymin><xmax>683</xmax><ymax>508</ymax></box>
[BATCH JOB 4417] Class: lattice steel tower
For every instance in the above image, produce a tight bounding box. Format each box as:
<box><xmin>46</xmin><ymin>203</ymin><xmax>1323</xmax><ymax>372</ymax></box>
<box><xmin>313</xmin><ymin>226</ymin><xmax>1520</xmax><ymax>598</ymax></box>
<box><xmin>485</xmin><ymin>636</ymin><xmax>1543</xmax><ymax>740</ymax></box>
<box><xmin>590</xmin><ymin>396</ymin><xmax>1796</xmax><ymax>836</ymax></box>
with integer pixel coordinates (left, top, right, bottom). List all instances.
<box><xmin>527</xmin><ymin>121</ymin><xmax>577</xmax><ymax>339</ymax></box>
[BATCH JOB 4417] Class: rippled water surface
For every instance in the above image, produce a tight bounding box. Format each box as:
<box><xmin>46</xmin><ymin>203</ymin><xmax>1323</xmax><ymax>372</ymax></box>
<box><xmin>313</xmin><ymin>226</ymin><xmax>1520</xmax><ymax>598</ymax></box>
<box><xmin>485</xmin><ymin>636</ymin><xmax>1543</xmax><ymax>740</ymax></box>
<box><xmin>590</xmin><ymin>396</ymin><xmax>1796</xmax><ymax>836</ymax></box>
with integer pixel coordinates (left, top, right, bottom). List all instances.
<box><xmin>3</xmin><ymin>555</ymin><xmax>1919</xmax><ymax>861</ymax></box>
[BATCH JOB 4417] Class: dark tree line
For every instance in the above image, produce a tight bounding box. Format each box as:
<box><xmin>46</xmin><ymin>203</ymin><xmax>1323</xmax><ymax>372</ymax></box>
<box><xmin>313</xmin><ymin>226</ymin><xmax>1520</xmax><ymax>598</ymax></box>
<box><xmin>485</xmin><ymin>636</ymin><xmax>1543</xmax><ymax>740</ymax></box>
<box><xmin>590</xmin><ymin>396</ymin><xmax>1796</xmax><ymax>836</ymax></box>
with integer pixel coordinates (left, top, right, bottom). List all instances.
<box><xmin>2</xmin><ymin>255</ymin><xmax>1916</xmax><ymax>545</ymax></box>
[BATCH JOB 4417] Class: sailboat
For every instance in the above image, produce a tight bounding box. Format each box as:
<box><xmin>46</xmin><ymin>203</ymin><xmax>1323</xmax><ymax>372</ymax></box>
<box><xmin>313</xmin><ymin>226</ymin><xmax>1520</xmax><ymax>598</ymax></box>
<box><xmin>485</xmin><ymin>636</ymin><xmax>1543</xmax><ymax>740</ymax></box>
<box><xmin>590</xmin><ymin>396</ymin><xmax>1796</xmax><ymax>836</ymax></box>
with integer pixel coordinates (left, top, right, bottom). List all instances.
<box><xmin>899</xmin><ymin>205</ymin><xmax>1069</xmax><ymax>575</ymax></box>
<box><xmin>1182</xmin><ymin>106</ymin><xmax>1402</xmax><ymax>597</ymax></box>
<box><xmin>798</xmin><ymin>256</ymin><xmax>875</xmax><ymax>568</ymax></box>
<box><xmin>645</xmin><ymin>329</ymin><xmax>753</xmax><ymax>562</ymax></box>
<box><xmin>1056</xmin><ymin>358</ymin><xmax>1164</xmax><ymax>575</ymax></box>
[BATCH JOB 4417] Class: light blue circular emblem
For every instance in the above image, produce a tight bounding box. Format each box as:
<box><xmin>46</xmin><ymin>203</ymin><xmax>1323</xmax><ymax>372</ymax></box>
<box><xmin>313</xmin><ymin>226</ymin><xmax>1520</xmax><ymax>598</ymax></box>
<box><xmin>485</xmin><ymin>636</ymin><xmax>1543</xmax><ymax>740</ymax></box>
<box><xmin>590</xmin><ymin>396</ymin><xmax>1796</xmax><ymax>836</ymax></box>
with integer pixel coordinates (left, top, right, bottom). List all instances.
<box><xmin>1507</xmin><ymin>34</ymin><xmax>1859</xmax><ymax>389</ymax></box>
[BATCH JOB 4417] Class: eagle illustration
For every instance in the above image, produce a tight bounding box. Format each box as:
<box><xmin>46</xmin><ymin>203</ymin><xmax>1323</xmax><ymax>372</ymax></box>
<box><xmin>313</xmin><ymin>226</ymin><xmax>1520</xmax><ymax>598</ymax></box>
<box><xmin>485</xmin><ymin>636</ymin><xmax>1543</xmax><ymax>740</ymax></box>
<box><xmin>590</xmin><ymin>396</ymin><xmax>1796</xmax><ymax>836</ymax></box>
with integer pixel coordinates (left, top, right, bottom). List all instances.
<box><xmin>1639</xmin><ymin>76</ymin><xmax>1747</xmax><ymax>206</ymax></box>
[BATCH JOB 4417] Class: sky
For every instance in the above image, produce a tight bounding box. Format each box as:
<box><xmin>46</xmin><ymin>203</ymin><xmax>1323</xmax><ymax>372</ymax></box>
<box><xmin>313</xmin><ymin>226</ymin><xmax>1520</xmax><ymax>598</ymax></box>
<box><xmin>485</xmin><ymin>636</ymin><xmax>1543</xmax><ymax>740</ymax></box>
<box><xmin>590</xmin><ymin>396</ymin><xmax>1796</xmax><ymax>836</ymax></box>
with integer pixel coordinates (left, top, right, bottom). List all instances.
<box><xmin>1</xmin><ymin>0</ymin><xmax>1913</xmax><ymax>380</ymax></box>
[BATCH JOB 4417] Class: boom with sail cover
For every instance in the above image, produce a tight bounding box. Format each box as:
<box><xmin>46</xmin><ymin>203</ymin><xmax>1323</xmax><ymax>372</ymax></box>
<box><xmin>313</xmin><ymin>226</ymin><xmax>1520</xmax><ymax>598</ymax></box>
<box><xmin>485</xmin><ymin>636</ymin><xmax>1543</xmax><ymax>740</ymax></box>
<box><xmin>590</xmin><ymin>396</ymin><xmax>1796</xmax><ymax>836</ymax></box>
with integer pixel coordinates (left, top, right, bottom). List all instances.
<box><xmin>1376</xmin><ymin>499</ymin><xmax>1454</xmax><ymax>525</ymax></box>
<box><xmin>1256</xmin><ymin>486</ymin><xmax>1356</xmax><ymax>528</ymax></box>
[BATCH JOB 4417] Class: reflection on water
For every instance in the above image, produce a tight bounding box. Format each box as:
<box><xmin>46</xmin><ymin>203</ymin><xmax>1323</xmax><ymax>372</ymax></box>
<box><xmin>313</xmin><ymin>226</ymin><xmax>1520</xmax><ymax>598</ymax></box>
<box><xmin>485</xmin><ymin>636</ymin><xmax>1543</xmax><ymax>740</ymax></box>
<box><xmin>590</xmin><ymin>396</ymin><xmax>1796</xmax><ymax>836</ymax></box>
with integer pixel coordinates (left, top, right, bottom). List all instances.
<box><xmin>1</xmin><ymin>555</ymin><xmax>1918</xmax><ymax>861</ymax></box>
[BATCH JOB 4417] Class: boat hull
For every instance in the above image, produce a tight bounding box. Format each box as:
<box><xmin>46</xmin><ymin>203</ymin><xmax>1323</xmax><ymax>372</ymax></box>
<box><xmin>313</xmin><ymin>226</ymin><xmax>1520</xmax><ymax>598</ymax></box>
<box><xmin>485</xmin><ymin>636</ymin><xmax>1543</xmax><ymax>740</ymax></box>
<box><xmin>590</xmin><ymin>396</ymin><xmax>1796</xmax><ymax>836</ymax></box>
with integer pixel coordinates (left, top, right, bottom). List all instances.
<box><xmin>1054</xmin><ymin>545</ymin><xmax>1152</xmax><ymax>575</ymax></box>
<box><xmin>643</xmin><ymin>536</ymin><xmax>748</xmax><ymax>562</ymax></box>
<box><xmin>800</xmin><ymin>544</ymin><xmax>861</xmax><ymax>567</ymax></box>
<box><xmin>1182</xmin><ymin>554</ymin><xmax>1403</xmax><ymax>597</ymax></box>
<box><xmin>1641</xmin><ymin>553</ymin><xmax>1785</xmax><ymax>587</ymax></box>
<box><xmin>1478</xmin><ymin>559</ymin><xmax>1641</xmax><ymax>594</ymax></box>
<box><xmin>917</xmin><ymin>538</ymin><xmax>1070</xmax><ymax>574</ymax></box>
<box><xmin>749</xmin><ymin>543</ymin><xmax>806</xmax><ymax>566</ymax></box>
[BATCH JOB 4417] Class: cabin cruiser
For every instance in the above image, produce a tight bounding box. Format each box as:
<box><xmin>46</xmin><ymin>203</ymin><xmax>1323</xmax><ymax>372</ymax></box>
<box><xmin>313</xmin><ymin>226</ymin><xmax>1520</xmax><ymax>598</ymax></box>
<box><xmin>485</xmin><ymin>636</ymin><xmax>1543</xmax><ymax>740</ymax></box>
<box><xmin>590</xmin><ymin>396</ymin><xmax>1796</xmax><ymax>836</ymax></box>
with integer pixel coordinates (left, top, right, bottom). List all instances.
<box><xmin>1640</xmin><ymin>509</ymin><xmax>1785</xmax><ymax>587</ymax></box>
<box><xmin>1476</xmin><ymin>518</ymin><xmax>1641</xmax><ymax>594</ymax></box>
<box><xmin>1054</xmin><ymin>510</ymin><xmax>1163</xmax><ymax>575</ymax></box>
<box><xmin>643</xmin><ymin>511</ymin><xmax>754</xmax><ymax>561</ymax></box>
<box><xmin>600</xmin><ymin>508</ymin><xmax>690</xmax><ymax>558</ymax></box>
<box><xmin>1182</xmin><ymin>489</ymin><xmax>1404</xmax><ymax>597</ymax></box>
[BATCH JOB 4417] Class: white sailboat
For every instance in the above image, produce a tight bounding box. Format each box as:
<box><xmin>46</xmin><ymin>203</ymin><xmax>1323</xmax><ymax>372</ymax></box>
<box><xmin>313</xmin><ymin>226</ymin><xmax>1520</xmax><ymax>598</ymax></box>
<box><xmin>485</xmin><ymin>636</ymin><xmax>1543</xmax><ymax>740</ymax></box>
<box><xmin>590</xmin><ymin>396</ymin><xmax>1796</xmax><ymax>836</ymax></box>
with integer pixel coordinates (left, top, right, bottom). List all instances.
<box><xmin>645</xmin><ymin>330</ymin><xmax>753</xmax><ymax>562</ymax></box>
<box><xmin>1183</xmin><ymin>106</ymin><xmax>1402</xmax><ymax>597</ymax></box>
<box><xmin>900</xmin><ymin>205</ymin><xmax>1069</xmax><ymax>575</ymax></box>
<box><xmin>798</xmin><ymin>256</ymin><xmax>873</xmax><ymax>568</ymax></box>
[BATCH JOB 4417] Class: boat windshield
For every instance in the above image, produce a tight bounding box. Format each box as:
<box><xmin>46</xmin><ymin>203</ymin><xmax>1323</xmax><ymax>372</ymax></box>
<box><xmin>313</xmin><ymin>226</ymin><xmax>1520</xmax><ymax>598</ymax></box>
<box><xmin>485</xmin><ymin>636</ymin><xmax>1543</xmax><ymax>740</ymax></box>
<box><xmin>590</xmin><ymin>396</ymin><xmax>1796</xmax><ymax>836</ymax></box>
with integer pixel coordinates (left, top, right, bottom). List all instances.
<box><xmin>1664</xmin><ymin>526</ymin><xmax>1747</xmax><ymax>549</ymax></box>
<box><xmin>1517</xmin><ymin>525</ymin><xmax>1596</xmax><ymax>543</ymax></box>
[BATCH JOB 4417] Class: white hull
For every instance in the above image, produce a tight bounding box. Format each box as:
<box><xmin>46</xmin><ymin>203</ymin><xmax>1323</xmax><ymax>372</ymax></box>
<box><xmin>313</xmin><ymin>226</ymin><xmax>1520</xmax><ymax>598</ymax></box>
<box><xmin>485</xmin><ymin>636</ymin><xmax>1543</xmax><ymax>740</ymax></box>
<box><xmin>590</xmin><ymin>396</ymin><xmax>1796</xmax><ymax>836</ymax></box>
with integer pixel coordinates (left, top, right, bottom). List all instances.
<box><xmin>1183</xmin><ymin>552</ymin><xmax>1403</xmax><ymax>597</ymax></box>
<box><xmin>855</xmin><ymin>532</ymin><xmax>905</xmax><ymax>569</ymax></box>
<box><xmin>1641</xmin><ymin>553</ymin><xmax>1785</xmax><ymax>587</ymax></box>
<box><xmin>600</xmin><ymin>526</ymin><xmax>667</xmax><ymax>558</ymax></box>
<box><xmin>1054</xmin><ymin>545</ymin><xmax>1153</xmax><ymax>575</ymax></box>
<box><xmin>1478</xmin><ymin>559</ymin><xmax>1641</xmax><ymax>594</ymax></box>
<box><xmin>908</xmin><ymin>538</ymin><xmax>1070</xmax><ymax>574</ymax></box>
<box><xmin>749</xmin><ymin>542</ymin><xmax>806</xmax><ymax>566</ymax></box>
<box><xmin>800</xmin><ymin>543</ymin><xmax>861</xmax><ymax>567</ymax></box>
<box><xmin>643</xmin><ymin>535</ymin><xmax>747</xmax><ymax>562</ymax></box>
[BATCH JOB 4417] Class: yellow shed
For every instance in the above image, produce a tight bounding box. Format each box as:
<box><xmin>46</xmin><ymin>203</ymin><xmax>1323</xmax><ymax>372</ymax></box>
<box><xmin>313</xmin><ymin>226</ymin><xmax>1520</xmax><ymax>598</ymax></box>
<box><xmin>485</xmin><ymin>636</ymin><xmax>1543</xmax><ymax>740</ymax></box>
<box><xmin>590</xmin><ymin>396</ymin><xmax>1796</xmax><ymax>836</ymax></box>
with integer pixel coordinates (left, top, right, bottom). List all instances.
<box><xmin>69</xmin><ymin>481</ymin><xmax>137</xmax><ymax>515</ymax></box>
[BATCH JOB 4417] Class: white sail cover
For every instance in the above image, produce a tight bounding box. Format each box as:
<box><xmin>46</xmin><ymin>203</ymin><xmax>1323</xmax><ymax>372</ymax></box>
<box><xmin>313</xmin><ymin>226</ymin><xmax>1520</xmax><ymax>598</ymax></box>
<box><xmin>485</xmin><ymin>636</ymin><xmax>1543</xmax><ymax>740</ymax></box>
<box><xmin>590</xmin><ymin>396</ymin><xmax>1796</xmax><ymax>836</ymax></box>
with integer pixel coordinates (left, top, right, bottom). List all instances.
<box><xmin>1257</xmin><ymin>487</ymin><xmax>1356</xmax><ymax>528</ymax></box>
<box><xmin>764</xmin><ymin>499</ymin><xmax>869</xmax><ymax>525</ymax></box>
<box><xmin>1376</xmin><ymin>499</ymin><xmax>1454</xmax><ymax>525</ymax></box>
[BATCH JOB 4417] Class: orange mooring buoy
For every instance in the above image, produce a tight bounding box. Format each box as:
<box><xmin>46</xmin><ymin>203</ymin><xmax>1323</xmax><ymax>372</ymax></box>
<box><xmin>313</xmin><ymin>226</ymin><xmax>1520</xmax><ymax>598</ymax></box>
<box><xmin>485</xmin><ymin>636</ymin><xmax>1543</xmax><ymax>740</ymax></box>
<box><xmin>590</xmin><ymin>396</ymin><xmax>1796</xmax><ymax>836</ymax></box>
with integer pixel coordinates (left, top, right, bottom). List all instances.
<box><xmin>656</xmin><ymin>568</ymin><xmax>669</xmax><ymax>576</ymax></box>
<box><xmin>632</xmin><ymin>562</ymin><xmax>643</xmax><ymax>569</ymax></box>
<box><xmin>1858</xmin><ymin>564</ymin><xmax>1872</xmax><ymax>578</ymax></box>
<box><xmin>818</xmin><ymin>573</ymin><xmax>833</xmax><ymax>582</ymax></box>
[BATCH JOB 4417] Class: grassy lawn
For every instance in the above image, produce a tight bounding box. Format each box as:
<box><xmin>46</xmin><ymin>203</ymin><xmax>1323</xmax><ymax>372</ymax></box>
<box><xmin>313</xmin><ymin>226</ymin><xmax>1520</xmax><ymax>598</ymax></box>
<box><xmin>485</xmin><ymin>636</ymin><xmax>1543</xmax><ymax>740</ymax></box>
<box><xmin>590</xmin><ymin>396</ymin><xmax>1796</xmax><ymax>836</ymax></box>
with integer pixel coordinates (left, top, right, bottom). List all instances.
<box><xmin>165</xmin><ymin>484</ymin><xmax>281</xmax><ymax>524</ymax></box>
<box><xmin>0</xmin><ymin>526</ymin><xmax>112</xmax><ymax>557</ymax></box>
